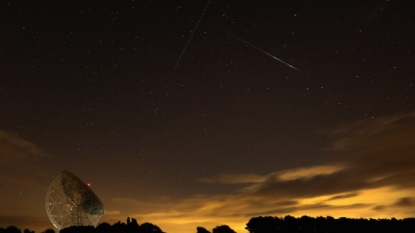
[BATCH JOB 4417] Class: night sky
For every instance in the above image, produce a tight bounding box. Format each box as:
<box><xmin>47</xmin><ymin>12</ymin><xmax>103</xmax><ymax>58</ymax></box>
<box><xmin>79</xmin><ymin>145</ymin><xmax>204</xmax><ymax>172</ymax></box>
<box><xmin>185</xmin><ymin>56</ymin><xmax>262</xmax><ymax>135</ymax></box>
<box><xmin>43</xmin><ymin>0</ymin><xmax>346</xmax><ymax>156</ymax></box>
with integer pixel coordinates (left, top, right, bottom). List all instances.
<box><xmin>1</xmin><ymin>1</ymin><xmax>415</xmax><ymax>233</ymax></box>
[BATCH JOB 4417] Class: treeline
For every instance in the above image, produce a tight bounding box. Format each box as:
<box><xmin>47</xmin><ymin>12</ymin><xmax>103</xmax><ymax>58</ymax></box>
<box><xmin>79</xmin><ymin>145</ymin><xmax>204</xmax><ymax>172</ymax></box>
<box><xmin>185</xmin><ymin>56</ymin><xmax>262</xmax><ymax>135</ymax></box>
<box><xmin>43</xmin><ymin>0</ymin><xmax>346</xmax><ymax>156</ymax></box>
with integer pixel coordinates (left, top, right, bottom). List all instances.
<box><xmin>245</xmin><ymin>215</ymin><xmax>415</xmax><ymax>233</ymax></box>
<box><xmin>61</xmin><ymin>218</ymin><xmax>165</xmax><ymax>233</ymax></box>
<box><xmin>2</xmin><ymin>215</ymin><xmax>415</xmax><ymax>233</ymax></box>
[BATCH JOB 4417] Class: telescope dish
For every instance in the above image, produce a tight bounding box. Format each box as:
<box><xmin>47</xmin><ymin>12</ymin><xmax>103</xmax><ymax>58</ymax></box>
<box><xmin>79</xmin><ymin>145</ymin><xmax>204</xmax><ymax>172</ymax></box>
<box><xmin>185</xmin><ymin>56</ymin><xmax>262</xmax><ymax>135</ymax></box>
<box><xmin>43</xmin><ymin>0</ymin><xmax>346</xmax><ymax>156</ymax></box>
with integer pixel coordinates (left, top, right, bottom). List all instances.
<box><xmin>45</xmin><ymin>170</ymin><xmax>105</xmax><ymax>230</ymax></box>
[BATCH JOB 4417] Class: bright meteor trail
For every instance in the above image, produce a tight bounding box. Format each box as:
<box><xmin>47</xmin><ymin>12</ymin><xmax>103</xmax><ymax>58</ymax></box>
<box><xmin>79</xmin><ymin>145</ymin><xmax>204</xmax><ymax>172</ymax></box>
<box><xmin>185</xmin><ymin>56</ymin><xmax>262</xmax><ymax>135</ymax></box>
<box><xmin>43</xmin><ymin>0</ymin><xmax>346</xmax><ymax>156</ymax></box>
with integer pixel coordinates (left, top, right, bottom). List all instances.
<box><xmin>218</xmin><ymin>28</ymin><xmax>300</xmax><ymax>72</ymax></box>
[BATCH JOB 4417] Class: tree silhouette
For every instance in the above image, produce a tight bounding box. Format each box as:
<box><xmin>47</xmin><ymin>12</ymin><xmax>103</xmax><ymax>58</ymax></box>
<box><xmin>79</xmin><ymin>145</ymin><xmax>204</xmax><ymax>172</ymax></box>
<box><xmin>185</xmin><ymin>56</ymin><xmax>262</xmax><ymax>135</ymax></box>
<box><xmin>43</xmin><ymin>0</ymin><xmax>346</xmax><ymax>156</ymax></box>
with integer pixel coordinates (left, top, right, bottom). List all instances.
<box><xmin>140</xmin><ymin>222</ymin><xmax>164</xmax><ymax>233</ymax></box>
<box><xmin>60</xmin><ymin>226</ymin><xmax>93</xmax><ymax>233</ymax></box>
<box><xmin>196</xmin><ymin>226</ymin><xmax>210</xmax><ymax>233</ymax></box>
<box><xmin>3</xmin><ymin>215</ymin><xmax>415</xmax><ymax>233</ymax></box>
<box><xmin>248</xmin><ymin>215</ymin><xmax>415</xmax><ymax>233</ymax></box>
<box><xmin>111</xmin><ymin>221</ymin><xmax>128</xmax><ymax>233</ymax></box>
<box><xmin>23</xmin><ymin>229</ymin><xmax>34</xmax><ymax>233</ymax></box>
<box><xmin>4</xmin><ymin>226</ymin><xmax>20</xmax><ymax>233</ymax></box>
<box><xmin>212</xmin><ymin>225</ymin><xmax>236</xmax><ymax>233</ymax></box>
<box><xmin>96</xmin><ymin>222</ymin><xmax>111</xmax><ymax>233</ymax></box>
<box><xmin>246</xmin><ymin>216</ymin><xmax>281</xmax><ymax>233</ymax></box>
<box><xmin>299</xmin><ymin>215</ymin><xmax>314</xmax><ymax>233</ymax></box>
<box><xmin>128</xmin><ymin>217</ymin><xmax>140</xmax><ymax>233</ymax></box>
<box><xmin>283</xmin><ymin>215</ymin><xmax>297</xmax><ymax>233</ymax></box>
<box><xmin>130</xmin><ymin>218</ymin><xmax>139</xmax><ymax>228</ymax></box>
<box><xmin>42</xmin><ymin>229</ymin><xmax>55</xmax><ymax>233</ymax></box>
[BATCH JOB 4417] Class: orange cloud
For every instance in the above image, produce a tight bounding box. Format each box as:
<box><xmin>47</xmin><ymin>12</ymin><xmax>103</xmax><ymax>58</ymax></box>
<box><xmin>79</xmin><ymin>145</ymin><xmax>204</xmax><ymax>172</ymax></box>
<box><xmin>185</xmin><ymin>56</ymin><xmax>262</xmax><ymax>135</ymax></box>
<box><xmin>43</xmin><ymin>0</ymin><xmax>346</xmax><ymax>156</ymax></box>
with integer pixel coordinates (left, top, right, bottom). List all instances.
<box><xmin>0</xmin><ymin>129</ymin><xmax>46</xmax><ymax>163</ymax></box>
<box><xmin>105</xmin><ymin>112</ymin><xmax>415</xmax><ymax>233</ymax></box>
<box><xmin>199</xmin><ymin>173</ymin><xmax>266</xmax><ymax>184</ymax></box>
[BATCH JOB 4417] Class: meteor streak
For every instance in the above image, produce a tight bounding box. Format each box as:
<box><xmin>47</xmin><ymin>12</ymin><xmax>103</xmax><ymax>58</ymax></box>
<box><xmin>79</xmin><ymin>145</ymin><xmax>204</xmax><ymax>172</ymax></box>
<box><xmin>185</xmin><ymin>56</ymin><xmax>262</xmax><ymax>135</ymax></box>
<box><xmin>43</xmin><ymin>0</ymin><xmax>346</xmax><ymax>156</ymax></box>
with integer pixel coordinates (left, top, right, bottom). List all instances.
<box><xmin>175</xmin><ymin>1</ymin><xmax>210</xmax><ymax>69</ymax></box>
<box><xmin>218</xmin><ymin>28</ymin><xmax>300</xmax><ymax>72</ymax></box>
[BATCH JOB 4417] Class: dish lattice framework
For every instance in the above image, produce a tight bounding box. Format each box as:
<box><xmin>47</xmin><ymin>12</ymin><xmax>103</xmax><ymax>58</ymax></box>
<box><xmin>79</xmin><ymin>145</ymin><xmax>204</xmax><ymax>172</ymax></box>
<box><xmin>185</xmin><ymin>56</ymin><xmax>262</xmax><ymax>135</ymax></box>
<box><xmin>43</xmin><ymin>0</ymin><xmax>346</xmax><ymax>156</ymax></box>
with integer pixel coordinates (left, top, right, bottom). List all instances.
<box><xmin>45</xmin><ymin>170</ymin><xmax>105</xmax><ymax>230</ymax></box>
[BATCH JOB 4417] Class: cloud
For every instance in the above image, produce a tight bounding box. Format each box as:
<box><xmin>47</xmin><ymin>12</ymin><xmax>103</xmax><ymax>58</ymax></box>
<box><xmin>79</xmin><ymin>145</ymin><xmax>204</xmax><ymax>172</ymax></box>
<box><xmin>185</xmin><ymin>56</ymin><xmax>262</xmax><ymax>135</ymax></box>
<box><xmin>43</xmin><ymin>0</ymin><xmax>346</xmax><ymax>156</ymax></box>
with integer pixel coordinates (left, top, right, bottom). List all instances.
<box><xmin>250</xmin><ymin>170</ymin><xmax>370</xmax><ymax>199</ymax></box>
<box><xmin>250</xmin><ymin>112</ymin><xmax>415</xmax><ymax>198</ymax></box>
<box><xmin>120</xmin><ymin>112</ymin><xmax>415</xmax><ymax>233</ymax></box>
<box><xmin>0</xmin><ymin>129</ymin><xmax>48</xmax><ymax>187</ymax></box>
<box><xmin>276</xmin><ymin>164</ymin><xmax>346</xmax><ymax>181</ymax></box>
<box><xmin>373</xmin><ymin>205</ymin><xmax>386</xmax><ymax>211</ymax></box>
<box><xmin>327</xmin><ymin>112</ymin><xmax>415</xmax><ymax>150</ymax></box>
<box><xmin>199</xmin><ymin>173</ymin><xmax>266</xmax><ymax>184</ymax></box>
<box><xmin>200</xmin><ymin>164</ymin><xmax>346</xmax><ymax>184</ymax></box>
<box><xmin>326</xmin><ymin>192</ymin><xmax>359</xmax><ymax>201</ymax></box>
<box><xmin>394</xmin><ymin>197</ymin><xmax>415</xmax><ymax>207</ymax></box>
<box><xmin>197</xmin><ymin>111</ymin><xmax>415</xmax><ymax>203</ymax></box>
<box><xmin>0</xmin><ymin>129</ymin><xmax>46</xmax><ymax>163</ymax></box>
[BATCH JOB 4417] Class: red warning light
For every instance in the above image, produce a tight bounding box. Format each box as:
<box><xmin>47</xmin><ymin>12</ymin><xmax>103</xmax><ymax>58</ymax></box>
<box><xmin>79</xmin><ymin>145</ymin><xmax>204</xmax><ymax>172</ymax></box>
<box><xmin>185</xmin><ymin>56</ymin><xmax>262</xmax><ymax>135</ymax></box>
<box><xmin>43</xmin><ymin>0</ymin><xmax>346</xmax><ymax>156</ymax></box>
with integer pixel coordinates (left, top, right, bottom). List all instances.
<box><xmin>87</xmin><ymin>183</ymin><xmax>91</xmax><ymax>187</ymax></box>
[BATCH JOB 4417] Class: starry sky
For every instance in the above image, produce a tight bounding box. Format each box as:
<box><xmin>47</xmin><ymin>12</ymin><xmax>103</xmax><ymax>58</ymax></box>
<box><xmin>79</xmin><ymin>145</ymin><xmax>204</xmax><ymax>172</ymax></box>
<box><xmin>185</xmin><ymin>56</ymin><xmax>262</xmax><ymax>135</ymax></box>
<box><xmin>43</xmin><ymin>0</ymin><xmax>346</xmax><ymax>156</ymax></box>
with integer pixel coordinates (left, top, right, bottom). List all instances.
<box><xmin>1</xmin><ymin>1</ymin><xmax>415</xmax><ymax>233</ymax></box>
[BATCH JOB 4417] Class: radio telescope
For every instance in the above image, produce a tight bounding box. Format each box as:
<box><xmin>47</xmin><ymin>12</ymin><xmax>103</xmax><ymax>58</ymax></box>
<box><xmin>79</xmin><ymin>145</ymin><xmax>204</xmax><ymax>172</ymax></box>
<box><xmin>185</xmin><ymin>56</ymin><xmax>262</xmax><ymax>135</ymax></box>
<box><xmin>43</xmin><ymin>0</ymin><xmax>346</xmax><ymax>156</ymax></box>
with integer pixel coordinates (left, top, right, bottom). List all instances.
<box><xmin>45</xmin><ymin>170</ymin><xmax>105</xmax><ymax>230</ymax></box>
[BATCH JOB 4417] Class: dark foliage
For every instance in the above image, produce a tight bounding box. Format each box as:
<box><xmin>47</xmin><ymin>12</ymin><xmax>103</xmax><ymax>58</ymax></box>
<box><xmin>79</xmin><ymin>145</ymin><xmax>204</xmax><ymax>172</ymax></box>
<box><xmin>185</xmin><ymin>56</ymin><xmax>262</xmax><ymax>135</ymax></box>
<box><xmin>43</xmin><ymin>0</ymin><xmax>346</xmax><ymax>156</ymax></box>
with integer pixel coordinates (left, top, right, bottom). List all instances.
<box><xmin>0</xmin><ymin>217</ymin><xmax>162</xmax><ymax>233</ymax></box>
<box><xmin>41</xmin><ymin>229</ymin><xmax>55</xmax><ymax>233</ymax></box>
<box><xmin>196</xmin><ymin>227</ymin><xmax>210</xmax><ymax>233</ymax></box>
<box><xmin>3</xmin><ymin>226</ymin><xmax>21</xmax><ymax>233</ymax></box>
<box><xmin>61</xmin><ymin>226</ymin><xmax>94</xmax><ymax>233</ymax></box>
<box><xmin>24</xmin><ymin>229</ymin><xmax>35</xmax><ymax>233</ymax></box>
<box><xmin>246</xmin><ymin>215</ymin><xmax>415</xmax><ymax>233</ymax></box>
<box><xmin>139</xmin><ymin>222</ymin><xmax>164</xmax><ymax>233</ymax></box>
<box><xmin>212</xmin><ymin>225</ymin><xmax>236</xmax><ymax>233</ymax></box>
<box><xmin>2</xmin><ymin>215</ymin><xmax>415</xmax><ymax>233</ymax></box>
